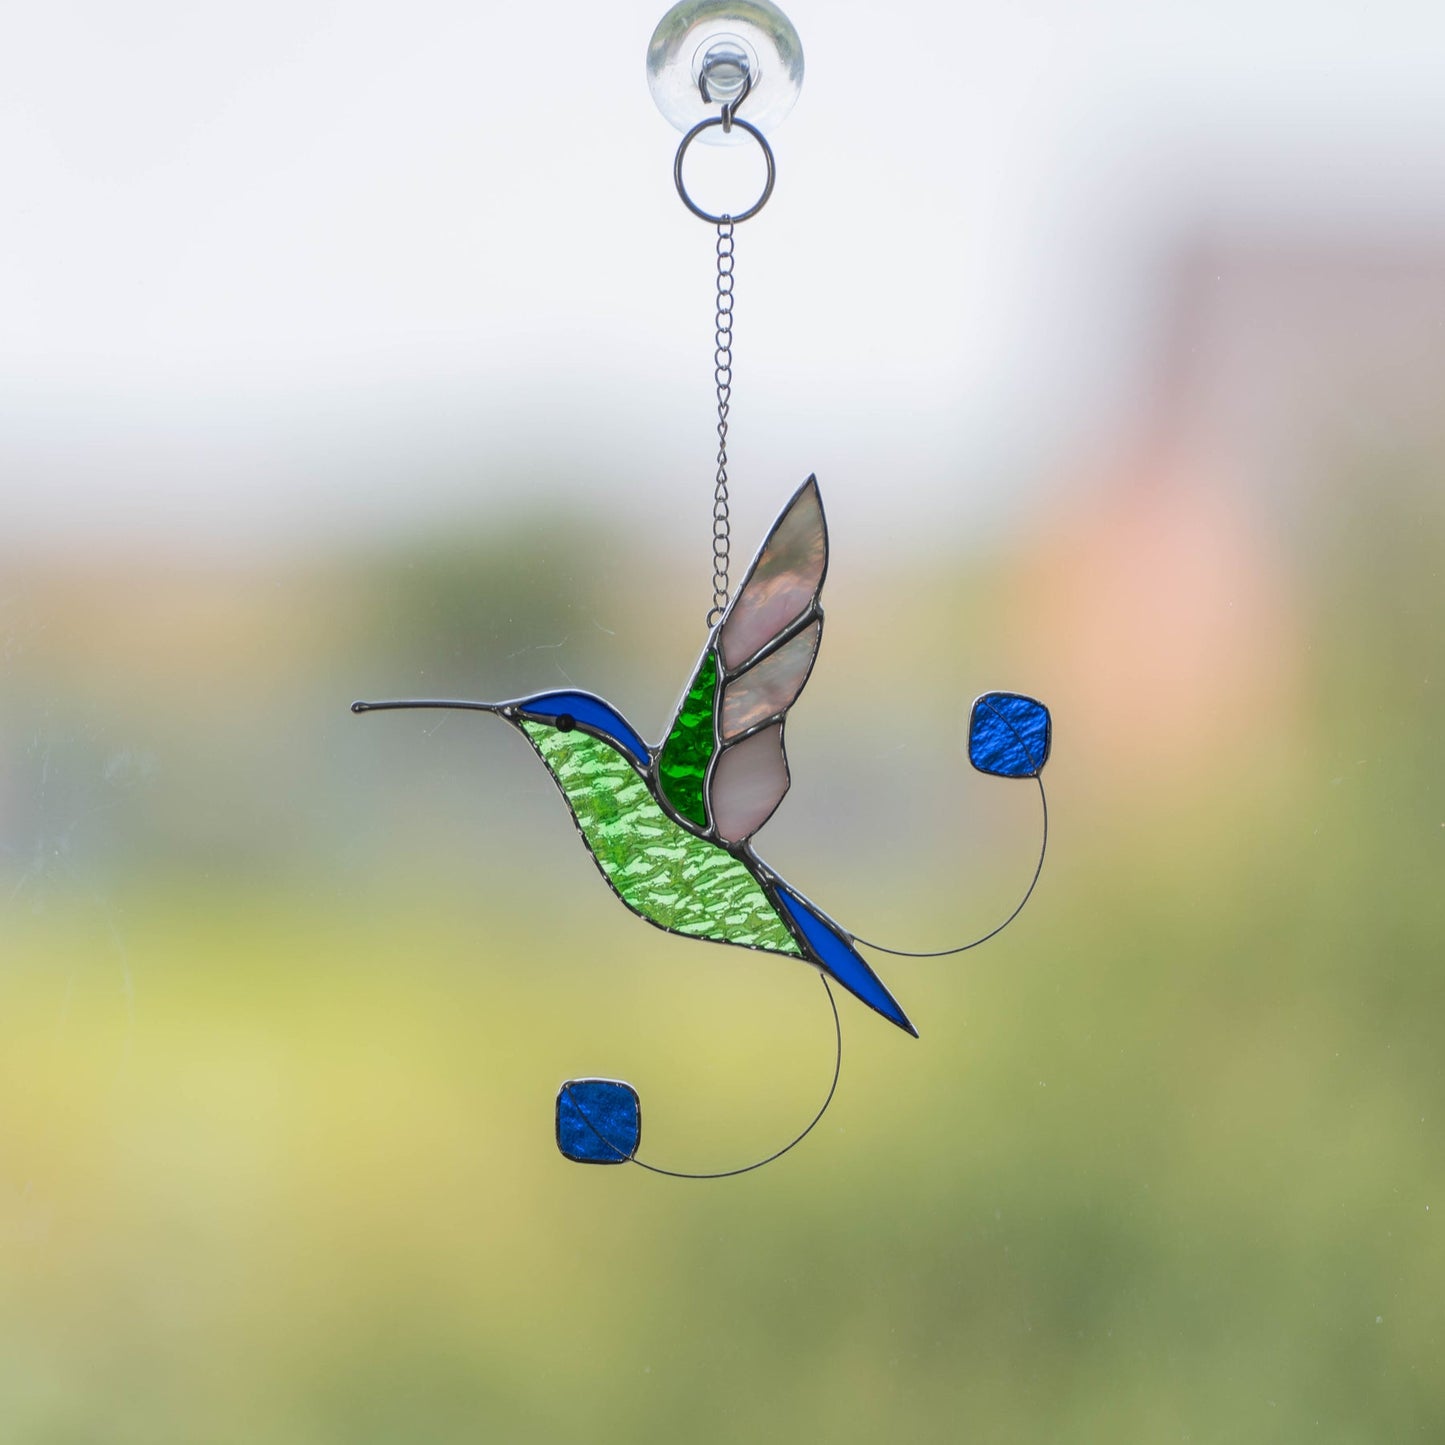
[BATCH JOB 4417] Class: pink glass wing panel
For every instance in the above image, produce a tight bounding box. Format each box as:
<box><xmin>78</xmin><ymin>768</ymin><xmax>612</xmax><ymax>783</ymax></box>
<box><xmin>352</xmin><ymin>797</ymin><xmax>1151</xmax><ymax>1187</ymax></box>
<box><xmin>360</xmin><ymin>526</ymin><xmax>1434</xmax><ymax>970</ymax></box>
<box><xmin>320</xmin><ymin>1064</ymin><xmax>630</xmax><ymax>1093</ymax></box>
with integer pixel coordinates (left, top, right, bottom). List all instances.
<box><xmin>720</xmin><ymin>621</ymin><xmax>821</xmax><ymax>740</ymax></box>
<box><xmin>719</xmin><ymin>479</ymin><xmax>826</xmax><ymax>670</ymax></box>
<box><xmin>709</xmin><ymin>723</ymin><xmax>790</xmax><ymax>843</ymax></box>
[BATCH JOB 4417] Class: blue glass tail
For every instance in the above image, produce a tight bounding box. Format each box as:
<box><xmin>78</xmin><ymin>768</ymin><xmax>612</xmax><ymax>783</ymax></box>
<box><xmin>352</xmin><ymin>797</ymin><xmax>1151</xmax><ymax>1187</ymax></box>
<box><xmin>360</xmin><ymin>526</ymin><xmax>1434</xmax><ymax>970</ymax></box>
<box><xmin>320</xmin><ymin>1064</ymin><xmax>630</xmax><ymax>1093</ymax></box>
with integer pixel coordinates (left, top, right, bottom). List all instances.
<box><xmin>773</xmin><ymin>884</ymin><xmax>918</xmax><ymax>1038</ymax></box>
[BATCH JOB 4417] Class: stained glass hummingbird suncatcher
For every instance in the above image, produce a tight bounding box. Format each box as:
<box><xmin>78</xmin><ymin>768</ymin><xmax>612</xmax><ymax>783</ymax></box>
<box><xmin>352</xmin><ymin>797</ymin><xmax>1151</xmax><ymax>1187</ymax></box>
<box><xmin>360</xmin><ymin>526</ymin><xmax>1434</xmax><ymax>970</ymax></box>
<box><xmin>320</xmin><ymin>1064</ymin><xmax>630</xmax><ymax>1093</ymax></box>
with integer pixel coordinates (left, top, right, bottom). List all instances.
<box><xmin>351</xmin><ymin>1</ymin><xmax>1053</xmax><ymax>1177</ymax></box>
<box><xmin>354</xmin><ymin>478</ymin><xmax>1052</xmax><ymax>1174</ymax></box>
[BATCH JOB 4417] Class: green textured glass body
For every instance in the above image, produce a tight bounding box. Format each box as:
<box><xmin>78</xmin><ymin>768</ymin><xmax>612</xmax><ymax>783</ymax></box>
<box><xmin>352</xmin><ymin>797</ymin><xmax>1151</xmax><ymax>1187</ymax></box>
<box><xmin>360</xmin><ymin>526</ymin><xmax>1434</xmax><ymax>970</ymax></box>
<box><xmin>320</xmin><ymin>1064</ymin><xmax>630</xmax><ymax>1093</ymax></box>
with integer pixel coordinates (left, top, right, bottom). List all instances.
<box><xmin>656</xmin><ymin>650</ymin><xmax>718</xmax><ymax>828</ymax></box>
<box><xmin>522</xmin><ymin>721</ymin><xmax>799</xmax><ymax>955</ymax></box>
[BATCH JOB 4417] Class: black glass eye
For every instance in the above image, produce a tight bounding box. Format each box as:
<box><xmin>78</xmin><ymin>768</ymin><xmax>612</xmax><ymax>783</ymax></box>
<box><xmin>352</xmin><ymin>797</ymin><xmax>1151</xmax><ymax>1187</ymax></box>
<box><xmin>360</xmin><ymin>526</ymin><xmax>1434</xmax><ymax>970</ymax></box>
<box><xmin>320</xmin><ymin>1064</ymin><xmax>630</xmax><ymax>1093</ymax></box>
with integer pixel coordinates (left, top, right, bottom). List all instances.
<box><xmin>556</xmin><ymin>713</ymin><xmax>576</xmax><ymax>732</ymax></box>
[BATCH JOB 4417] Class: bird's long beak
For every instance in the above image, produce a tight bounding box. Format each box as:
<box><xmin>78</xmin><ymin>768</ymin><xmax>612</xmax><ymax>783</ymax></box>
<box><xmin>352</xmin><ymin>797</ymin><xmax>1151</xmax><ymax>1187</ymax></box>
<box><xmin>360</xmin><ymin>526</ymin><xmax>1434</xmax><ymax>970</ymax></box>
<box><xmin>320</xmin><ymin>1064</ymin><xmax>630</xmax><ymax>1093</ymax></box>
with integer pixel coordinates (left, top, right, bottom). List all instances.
<box><xmin>351</xmin><ymin>699</ymin><xmax>503</xmax><ymax>715</ymax></box>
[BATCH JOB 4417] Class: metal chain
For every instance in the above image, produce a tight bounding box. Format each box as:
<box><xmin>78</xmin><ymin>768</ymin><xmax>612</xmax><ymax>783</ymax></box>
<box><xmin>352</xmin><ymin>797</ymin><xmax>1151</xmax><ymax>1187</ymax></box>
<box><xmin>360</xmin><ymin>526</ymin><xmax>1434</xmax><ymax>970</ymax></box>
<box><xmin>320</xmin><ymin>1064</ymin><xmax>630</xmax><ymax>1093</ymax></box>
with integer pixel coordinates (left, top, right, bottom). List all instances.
<box><xmin>708</xmin><ymin>218</ymin><xmax>735</xmax><ymax>628</ymax></box>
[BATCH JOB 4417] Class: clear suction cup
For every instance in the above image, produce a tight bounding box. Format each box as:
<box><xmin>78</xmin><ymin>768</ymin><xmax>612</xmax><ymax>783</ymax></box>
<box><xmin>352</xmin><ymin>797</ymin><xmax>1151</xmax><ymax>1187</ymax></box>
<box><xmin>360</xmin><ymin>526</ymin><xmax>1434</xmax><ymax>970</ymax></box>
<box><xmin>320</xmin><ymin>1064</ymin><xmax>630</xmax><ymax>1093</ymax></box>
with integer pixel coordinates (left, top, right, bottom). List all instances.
<box><xmin>647</xmin><ymin>0</ymin><xmax>804</xmax><ymax>144</ymax></box>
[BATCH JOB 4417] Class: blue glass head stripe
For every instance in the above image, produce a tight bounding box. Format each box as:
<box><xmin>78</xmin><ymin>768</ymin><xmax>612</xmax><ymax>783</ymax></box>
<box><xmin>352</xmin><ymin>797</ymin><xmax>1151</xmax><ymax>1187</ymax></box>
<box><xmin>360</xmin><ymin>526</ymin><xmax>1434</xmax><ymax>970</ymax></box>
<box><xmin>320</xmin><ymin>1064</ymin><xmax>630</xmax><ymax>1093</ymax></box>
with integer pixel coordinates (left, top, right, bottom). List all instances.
<box><xmin>773</xmin><ymin>884</ymin><xmax>917</xmax><ymax>1037</ymax></box>
<box><xmin>517</xmin><ymin>691</ymin><xmax>650</xmax><ymax>768</ymax></box>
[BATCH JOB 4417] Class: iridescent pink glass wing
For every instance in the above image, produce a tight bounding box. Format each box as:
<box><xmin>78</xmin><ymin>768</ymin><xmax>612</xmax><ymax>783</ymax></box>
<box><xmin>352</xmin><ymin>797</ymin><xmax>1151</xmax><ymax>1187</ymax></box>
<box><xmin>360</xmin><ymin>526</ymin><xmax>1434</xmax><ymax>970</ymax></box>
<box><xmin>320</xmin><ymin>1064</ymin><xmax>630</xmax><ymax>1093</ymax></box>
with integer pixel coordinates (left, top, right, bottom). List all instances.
<box><xmin>718</xmin><ymin>478</ymin><xmax>827</xmax><ymax>671</ymax></box>
<box><xmin>709</xmin><ymin>723</ymin><xmax>790</xmax><ymax>843</ymax></box>
<box><xmin>721</xmin><ymin>620</ymin><xmax>821</xmax><ymax>740</ymax></box>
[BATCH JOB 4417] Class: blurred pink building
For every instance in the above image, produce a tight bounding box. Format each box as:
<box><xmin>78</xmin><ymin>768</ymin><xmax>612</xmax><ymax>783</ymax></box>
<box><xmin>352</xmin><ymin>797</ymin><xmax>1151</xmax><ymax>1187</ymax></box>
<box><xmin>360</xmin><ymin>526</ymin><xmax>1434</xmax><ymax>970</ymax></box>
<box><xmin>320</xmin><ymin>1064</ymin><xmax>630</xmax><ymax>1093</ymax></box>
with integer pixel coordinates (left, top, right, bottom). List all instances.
<box><xmin>1019</xmin><ymin>227</ymin><xmax>1445</xmax><ymax>793</ymax></box>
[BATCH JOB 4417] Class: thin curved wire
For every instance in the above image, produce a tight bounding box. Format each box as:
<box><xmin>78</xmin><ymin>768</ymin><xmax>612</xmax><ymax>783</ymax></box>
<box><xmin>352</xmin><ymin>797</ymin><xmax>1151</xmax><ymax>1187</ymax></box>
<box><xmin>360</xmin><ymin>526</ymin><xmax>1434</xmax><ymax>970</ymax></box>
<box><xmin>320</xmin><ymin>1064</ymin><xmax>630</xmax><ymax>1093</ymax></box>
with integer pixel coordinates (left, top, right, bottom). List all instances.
<box><xmin>852</xmin><ymin>773</ymin><xmax>1048</xmax><ymax>959</ymax></box>
<box><xmin>560</xmin><ymin>974</ymin><xmax>841</xmax><ymax>1179</ymax></box>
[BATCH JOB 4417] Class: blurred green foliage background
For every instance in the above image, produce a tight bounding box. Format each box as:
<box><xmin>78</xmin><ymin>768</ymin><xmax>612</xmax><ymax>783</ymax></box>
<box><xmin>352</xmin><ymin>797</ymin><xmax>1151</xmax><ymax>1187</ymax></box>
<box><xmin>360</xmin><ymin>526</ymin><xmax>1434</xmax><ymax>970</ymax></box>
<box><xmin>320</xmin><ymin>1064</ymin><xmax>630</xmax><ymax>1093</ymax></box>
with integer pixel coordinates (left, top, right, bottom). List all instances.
<box><xmin>3</xmin><ymin>446</ymin><xmax>1441</xmax><ymax>1442</ymax></box>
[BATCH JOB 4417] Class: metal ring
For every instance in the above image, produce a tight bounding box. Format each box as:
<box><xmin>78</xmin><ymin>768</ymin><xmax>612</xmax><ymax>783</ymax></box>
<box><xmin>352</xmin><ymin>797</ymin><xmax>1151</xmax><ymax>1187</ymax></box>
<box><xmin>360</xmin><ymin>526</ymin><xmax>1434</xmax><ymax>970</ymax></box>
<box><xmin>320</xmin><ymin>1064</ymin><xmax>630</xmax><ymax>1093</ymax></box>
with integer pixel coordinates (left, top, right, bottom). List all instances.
<box><xmin>673</xmin><ymin>116</ymin><xmax>776</xmax><ymax>225</ymax></box>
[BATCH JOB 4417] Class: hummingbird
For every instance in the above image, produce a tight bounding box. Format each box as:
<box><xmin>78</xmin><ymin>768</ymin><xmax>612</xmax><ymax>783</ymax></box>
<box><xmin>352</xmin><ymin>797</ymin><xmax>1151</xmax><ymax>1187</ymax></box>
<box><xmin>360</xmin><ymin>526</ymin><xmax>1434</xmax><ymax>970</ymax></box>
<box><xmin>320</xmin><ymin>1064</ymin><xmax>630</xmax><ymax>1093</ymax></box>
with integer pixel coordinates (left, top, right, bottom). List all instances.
<box><xmin>353</xmin><ymin>477</ymin><xmax>921</xmax><ymax>1036</ymax></box>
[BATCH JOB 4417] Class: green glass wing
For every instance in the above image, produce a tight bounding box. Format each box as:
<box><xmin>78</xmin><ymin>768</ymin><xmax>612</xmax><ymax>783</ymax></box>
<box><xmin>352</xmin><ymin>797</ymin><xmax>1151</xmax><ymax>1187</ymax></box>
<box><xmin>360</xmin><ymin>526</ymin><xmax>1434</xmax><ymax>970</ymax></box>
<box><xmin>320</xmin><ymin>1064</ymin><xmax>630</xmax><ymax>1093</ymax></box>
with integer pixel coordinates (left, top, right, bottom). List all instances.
<box><xmin>656</xmin><ymin>649</ymin><xmax>718</xmax><ymax>829</ymax></box>
<box><xmin>522</xmin><ymin>721</ymin><xmax>800</xmax><ymax>956</ymax></box>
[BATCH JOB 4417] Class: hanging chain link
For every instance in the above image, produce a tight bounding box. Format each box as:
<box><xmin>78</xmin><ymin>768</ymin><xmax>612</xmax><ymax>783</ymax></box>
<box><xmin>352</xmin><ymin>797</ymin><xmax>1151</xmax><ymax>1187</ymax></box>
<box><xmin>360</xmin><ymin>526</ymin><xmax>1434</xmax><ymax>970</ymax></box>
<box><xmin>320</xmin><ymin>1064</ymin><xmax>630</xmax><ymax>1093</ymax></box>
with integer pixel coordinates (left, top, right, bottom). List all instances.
<box><xmin>708</xmin><ymin>217</ymin><xmax>735</xmax><ymax>628</ymax></box>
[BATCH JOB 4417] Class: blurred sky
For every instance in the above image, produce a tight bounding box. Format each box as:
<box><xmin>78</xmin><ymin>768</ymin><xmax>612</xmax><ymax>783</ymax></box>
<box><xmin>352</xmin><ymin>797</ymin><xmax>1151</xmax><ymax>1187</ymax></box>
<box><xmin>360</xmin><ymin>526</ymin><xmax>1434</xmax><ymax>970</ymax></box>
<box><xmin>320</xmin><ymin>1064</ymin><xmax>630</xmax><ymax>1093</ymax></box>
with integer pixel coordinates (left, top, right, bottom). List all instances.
<box><xmin>4</xmin><ymin>0</ymin><xmax>1444</xmax><ymax>553</ymax></box>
